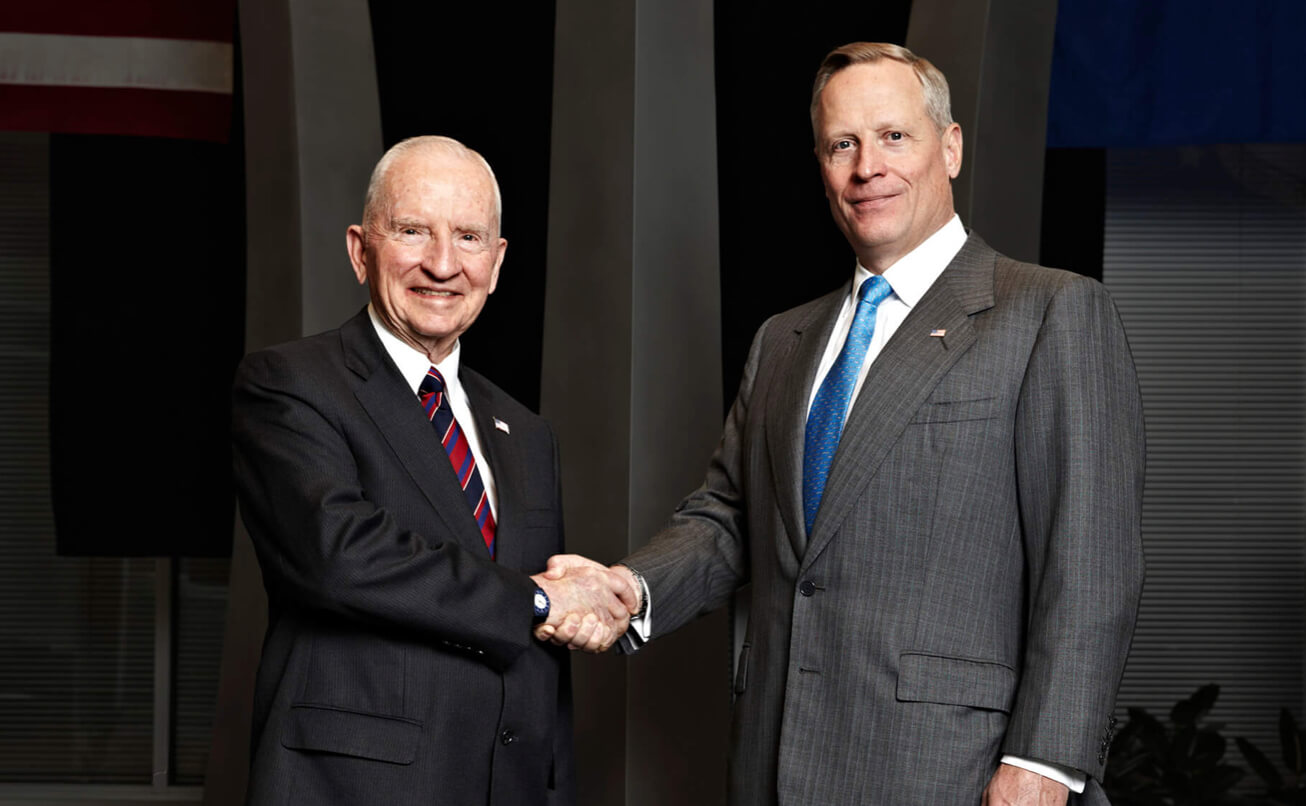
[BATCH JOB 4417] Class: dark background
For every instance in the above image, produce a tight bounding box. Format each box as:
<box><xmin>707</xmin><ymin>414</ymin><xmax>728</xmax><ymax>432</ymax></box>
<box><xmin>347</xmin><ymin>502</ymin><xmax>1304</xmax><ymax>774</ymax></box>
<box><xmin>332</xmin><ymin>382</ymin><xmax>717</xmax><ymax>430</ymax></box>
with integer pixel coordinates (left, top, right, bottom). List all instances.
<box><xmin>713</xmin><ymin>0</ymin><xmax>912</xmax><ymax>402</ymax></box>
<box><xmin>49</xmin><ymin>132</ymin><xmax>245</xmax><ymax>556</ymax></box>
<box><xmin>367</xmin><ymin>0</ymin><xmax>558</xmax><ymax>413</ymax></box>
<box><xmin>48</xmin><ymin>0</ymin><xmax>1109</xmax><ymax>557</ymax></box>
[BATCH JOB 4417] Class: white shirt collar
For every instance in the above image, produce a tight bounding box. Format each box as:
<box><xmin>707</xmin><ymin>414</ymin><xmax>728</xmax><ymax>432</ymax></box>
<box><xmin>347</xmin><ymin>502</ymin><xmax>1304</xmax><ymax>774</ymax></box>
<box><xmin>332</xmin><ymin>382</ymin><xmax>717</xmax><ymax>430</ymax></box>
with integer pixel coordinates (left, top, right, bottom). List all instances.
<box><xmin>853</xmin><ymin>214</ymin><xmax>967</xmax><ymax>308</ymax></box>
<box><xmin>366</xmin><ymin>304</ymin><xmax>463</xmax><ymax>396</ymax></box>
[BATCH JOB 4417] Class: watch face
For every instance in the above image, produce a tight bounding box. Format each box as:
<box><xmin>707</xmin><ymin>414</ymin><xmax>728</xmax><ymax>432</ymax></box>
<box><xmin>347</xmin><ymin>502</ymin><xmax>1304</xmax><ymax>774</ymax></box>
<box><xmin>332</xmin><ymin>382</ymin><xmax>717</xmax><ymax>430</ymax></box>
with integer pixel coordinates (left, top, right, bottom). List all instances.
<box><xmin>534</xmin><ymin>592</ymin><xmax>548</xmax><ymax>612</ymax></box>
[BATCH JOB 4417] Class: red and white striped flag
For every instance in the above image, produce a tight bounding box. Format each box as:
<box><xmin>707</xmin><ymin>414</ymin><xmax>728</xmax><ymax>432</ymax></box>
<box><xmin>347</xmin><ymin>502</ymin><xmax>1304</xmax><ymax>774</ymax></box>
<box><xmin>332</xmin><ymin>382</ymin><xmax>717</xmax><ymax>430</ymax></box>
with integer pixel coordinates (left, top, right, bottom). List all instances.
<box><xmin>0</xmin><ymin>2</ymin><xmax>235</xmax><ymax>142</ymax></box>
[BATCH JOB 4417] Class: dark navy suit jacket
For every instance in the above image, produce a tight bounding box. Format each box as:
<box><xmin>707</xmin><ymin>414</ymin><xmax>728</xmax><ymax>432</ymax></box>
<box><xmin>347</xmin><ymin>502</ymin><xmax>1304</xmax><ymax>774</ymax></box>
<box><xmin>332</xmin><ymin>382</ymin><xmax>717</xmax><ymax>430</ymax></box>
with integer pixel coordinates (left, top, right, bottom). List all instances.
<box><xmin>233</xmin><ymin>308</ymin><xmax>574</xmax><ymax>806</ymax></box>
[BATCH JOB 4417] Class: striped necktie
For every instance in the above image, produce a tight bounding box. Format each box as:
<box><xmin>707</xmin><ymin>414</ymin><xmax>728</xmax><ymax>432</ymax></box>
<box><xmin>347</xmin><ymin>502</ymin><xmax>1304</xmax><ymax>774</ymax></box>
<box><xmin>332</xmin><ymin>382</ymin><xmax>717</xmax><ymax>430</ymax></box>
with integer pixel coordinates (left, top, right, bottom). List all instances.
<box><xmin>802</xmin><ymin>275</ymin><xmax>894</xmax><ymax>535</ymax></box>
<box><xmin>418</xmin><ymin>367</ymin><xmax>496</xmax><ymax>558</ymax></box>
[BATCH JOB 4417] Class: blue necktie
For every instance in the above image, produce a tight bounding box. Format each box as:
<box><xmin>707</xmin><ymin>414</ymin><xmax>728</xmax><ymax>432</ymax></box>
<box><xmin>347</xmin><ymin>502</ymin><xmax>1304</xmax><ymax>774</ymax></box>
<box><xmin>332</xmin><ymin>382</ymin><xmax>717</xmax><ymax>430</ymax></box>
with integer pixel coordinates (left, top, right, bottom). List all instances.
<box><xmin>802</xmin><ymin>275</ymin><xmax>894</xmax><ymax>534</ymax></box>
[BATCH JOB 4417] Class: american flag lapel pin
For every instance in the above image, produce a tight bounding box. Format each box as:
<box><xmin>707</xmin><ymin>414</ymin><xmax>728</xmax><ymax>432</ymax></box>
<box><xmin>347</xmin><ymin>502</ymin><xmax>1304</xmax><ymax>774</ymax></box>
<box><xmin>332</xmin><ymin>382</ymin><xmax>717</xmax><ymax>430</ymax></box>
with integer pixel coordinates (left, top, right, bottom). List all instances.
<box><xmin>929</xmin><ymin>329</ymin><xmax>947</xmax><ymax>338</ymax></box>
<box><xmin>493</xmin><ymin>417</ymin><xmax>510</xmax><ymax>434</ymax></box>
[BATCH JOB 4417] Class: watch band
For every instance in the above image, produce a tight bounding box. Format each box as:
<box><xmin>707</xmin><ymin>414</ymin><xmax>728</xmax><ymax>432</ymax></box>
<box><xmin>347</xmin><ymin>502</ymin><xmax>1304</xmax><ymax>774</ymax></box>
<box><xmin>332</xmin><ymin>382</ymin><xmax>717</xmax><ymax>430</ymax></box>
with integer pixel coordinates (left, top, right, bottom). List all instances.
<box><xmin>616</xmin><ymin>563</ymin><xmax>649</xmax><ymax>620</ymax></box>
<box><xmin>532</xmin><ymin>586</ymin><xmax>550</xmax><ymax>624</ymax></box>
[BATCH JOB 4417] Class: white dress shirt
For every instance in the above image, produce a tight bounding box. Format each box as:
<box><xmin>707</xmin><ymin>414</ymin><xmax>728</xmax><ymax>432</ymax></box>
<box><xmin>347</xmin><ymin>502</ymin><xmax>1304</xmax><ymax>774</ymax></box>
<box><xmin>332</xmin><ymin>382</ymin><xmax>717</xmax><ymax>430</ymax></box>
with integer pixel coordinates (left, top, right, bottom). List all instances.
<box><xmin>805</xmin><ymin>214</ymin><xmax>966</xmax><ymax>418</ymax></box>
<box><xmin>367</xmin><ymin>305</ymin><xmax>498</xmax><ymax>520</ymax></box>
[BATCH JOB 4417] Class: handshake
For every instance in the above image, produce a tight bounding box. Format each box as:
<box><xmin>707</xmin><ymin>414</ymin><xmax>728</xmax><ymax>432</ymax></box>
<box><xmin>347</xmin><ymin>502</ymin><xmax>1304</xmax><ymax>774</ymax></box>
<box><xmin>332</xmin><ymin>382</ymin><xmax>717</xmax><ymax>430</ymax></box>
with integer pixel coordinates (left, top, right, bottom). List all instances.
<box><xmin>531</xmin><ymin>555</ymin><xmax>642</xmax><ymax>653</ymax></box>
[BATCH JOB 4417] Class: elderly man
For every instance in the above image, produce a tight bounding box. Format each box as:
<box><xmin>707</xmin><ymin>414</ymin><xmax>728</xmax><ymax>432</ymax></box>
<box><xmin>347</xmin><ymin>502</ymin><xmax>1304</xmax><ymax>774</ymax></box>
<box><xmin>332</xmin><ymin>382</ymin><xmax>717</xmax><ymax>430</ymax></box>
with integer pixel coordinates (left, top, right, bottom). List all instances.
<box><xmin>233</xmin><ymin>136</ymin><xmax>634</xmax><ymax>806</ymax></box>
<box><xmin>545</xmin><ymin>42</ymin><xmax>1145</xmax><ymax>805</ymax></box>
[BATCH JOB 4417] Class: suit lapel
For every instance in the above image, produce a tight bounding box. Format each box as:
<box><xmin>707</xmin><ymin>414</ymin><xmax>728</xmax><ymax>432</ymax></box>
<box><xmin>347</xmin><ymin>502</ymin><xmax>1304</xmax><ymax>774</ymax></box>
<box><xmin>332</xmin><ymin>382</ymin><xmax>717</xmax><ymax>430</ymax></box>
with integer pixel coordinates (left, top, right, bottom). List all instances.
<box><xmin>766</xmin><ymin>288</ymin><xmax>845</xmax><ymax>558</ymax></box>
<box><xmin>460</xmin><ymin>372</ymin><xmax>528</xmax><ymax>572</ymax></box>
<box><xmin>801</xmin><ymin>235</ymin><xmax>997</xmax><ymax>569</ymax></box>
<box><xmin>342</xmin><ymin>311</ymin><xmax>490</xmax><ymax>559</ymax></box>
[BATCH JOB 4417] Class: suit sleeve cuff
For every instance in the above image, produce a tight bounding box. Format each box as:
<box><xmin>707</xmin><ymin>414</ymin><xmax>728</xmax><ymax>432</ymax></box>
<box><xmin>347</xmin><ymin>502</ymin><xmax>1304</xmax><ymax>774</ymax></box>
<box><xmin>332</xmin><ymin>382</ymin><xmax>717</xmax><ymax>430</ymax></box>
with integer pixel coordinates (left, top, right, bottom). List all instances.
<box><xmin>1000</xmin><ymin>755</ymin><xmax>1087</xmax><ymax>793</ymax></box>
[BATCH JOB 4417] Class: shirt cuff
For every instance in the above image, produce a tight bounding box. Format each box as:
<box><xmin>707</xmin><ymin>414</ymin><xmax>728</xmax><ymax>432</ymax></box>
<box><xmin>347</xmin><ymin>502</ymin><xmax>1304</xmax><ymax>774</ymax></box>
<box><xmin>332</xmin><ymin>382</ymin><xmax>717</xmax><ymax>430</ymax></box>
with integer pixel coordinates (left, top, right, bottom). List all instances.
<box><xmin>1000</xmin><ymin>755</ymin><xmax>1087</xmax><ymax>793</ymax></box>
<box><xmin>627</xmin><ymin>573</ymin><xmax>652</xmax><ymax>644</ymax></box>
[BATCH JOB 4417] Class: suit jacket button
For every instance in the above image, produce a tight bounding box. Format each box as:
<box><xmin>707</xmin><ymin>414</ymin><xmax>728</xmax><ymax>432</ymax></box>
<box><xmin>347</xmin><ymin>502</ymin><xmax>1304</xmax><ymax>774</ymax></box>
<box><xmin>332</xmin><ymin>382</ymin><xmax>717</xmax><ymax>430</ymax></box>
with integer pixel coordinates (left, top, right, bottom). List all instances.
<box><xmin>501</xmin><ymin>729</ymin><xmax>517</xmax><ymax>745</ymax></box>
<box><xmin>799</xmin><ymin>580</ymin><xmax>816</xmax><ymax>597</ymax></box>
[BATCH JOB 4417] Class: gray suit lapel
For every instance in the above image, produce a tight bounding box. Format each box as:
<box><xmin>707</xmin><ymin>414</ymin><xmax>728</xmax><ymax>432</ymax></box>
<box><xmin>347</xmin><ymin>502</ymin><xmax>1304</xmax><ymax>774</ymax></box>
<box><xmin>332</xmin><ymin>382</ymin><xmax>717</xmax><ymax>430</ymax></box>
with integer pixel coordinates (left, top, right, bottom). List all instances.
<box><xmin>765</xmin><ymin>288</ymin><xmax>845</xmax><ymax>557</ymax></box>
<box><xmin>342</xmin><ymin>313</ymin><xmax>491</xmax><ymax>559</ymax></box>
<box><xmin>802</xmin><ymin>236</ymin><xmax>997</xmax><ymax>569</ymax></box>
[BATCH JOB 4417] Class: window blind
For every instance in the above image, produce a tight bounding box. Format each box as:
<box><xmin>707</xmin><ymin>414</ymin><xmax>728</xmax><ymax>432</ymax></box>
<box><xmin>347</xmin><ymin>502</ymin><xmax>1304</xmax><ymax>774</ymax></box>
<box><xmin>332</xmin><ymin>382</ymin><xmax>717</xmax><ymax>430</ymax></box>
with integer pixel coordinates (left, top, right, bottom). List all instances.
<box><xmin>0</xmin><ymin>131</ymin><xmax>157</xmax><ymax>784</ymax></box>
<box><xmin>174</xmin><ymin>558</ymin><xmax>229</xmax><ymax>785</ymax></box>
<box><xmin>1103</xmin><ymin>143</ymin><xmax>1306</xmax><ymax>769</ymax></box>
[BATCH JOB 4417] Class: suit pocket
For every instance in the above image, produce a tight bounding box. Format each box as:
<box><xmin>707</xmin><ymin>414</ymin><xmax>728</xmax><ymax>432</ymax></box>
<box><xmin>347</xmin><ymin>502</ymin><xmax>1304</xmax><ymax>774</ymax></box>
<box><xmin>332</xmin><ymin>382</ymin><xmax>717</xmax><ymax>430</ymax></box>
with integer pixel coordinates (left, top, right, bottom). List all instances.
<box><xmin>895</xmin><ymin>652</ymin><xmax>1017</xmax><ymax>713</ymax></box>
<box><xmin>299</xmin><ymin>629</ymin><xmax>407</xmax><ymax>717</ymax></box>
<box><xmin>733</xmin><ymin>643</ymin><xmax>751</xmax><ymax>695</ymax></box>
<box><xmin>281</xmin><ymin>704</ymin><xmax>421</xmax><ymax>764</ymax></box>
<box><xmin>908</xmin><ymin>396</ymin><xmax>998</xmax><ymax>424</ymax></box>
<box><xmin>515</xmin><ymin>507</ymin><xmax>562</xmax><ymax>568</ymax></box>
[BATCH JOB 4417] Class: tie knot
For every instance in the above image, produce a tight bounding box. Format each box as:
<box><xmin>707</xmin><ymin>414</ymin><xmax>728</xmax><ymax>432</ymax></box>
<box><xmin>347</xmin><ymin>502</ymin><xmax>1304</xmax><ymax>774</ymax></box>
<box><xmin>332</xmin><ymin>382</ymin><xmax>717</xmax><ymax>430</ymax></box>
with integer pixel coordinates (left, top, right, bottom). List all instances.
<box><xmin>419</xmin><ymin>366</ymin><xmax>447</xmax><ymax>397</ymax></box>
<box><xmin>858</xmin><ymin>275</ymin><xmax>893</xmax><ymax>307</ymax></box>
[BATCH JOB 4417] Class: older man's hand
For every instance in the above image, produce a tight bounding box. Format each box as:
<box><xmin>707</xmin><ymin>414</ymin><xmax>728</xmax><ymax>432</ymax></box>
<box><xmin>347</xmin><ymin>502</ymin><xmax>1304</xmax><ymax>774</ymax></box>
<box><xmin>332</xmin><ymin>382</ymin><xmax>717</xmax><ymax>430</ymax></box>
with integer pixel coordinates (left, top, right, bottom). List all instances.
<box><xmin>530</xmin><ymin>554</ymin><xmax>640</xmax><ymax>653</ymax></box>
<box><xmin>981</xmin><ymin>764</ymin><xmax>1070</xmax><ymax>806</ymax></box>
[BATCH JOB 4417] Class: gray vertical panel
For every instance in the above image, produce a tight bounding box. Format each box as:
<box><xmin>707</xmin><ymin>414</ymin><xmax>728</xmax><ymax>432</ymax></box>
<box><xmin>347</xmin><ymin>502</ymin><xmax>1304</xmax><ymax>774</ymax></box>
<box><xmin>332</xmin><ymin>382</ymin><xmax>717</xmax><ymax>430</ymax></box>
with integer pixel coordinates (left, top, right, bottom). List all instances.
<box><xmin>628</xmin><ymin>0</ymin><xmax>727</xmax><ymax>804</ymax></box>
<box><xmin>544</xmin><ymin>1</ymin><xmax>727</xmax><ymax>803</ymax></box>
<box><xmin>238</xmin><ymin>0</ymin><xmax>301</xmax><ymax>350</ymax></box>
<box><xmin>202</xmin><ymin>524</ymin><xmax>264</xmax><ymax>806</ymax></box>
<box><xmin>238</xmin><ymin>0</ymin><xmax>376</xmax><ymax>354</ymax></box>
<box><xmin>543</xmin><ymin>0</ymin><xmax>636</xmax><ymax>551</ymax></box>
<box><xmin>907</xmin><ymin>0</ymin><xmax>1058</xmax><ymax>262</ymax></box>
<box><xmin>630</xmin><ymin>0</ymin><xmax>723</xmax><ymax>533</ymax></box>
<box><xmin>543</xmin><ymin>3</ymin><xmax>637</xmax><ymax>803</ymax></box>
<box><xmin>1104</xmin><ymin>144</ymin><xmax>1306</xmax><ymax>776</ymax></box>
<box><xmin>289</xmin><ymin>0</ymin><xmax>378</xmax><ymax>337</ymax></box>
<box><xmin>206</xmin><ymin>2</ymin><xmax>382</xmax><ymax>801</ymax></box>
<box><xmin>905</xmin><ymin>0</ymin><xmax>987</xmax><ymax>225</ymax></box>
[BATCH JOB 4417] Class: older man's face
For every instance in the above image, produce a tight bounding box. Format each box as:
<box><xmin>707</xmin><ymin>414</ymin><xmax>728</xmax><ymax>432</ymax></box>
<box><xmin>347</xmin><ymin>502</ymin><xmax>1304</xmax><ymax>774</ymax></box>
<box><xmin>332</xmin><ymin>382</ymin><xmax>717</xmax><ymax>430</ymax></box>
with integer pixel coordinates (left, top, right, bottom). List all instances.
<box><xmin>347</xmin><ymin>148</ymin><xmax>505</xmax><ymax>363</ymax></box>
<box><xmin>814</xmin><ymin>60</ymin><xmax>961</xmax><ymax>273</ymax></box>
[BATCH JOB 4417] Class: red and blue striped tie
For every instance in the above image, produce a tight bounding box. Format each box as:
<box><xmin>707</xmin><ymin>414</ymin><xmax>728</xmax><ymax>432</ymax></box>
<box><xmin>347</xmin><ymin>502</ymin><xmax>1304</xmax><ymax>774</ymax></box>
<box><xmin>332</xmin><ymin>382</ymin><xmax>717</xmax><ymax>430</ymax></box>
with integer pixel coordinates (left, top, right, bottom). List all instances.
<box><xmin>418</xmin><ymin>367</ymin><xmax>496</xmax><ymax>558</ymax></box>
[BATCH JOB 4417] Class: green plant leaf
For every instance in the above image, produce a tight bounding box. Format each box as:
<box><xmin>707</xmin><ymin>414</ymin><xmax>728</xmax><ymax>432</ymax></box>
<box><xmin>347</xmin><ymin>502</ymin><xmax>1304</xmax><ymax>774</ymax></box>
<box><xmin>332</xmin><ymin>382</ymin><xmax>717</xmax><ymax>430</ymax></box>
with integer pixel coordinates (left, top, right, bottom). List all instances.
<box><xmin>1173</xmin><ymin>725</ymin><xmax>1199</xmax><ymax>765</ymax></box>
<box><xmin>1193</xmin><ymin>762</ymin><xmax>1244</xmax><ymax>795</ymax></box>
<box><xmin>1238</xmin><ymin>735</ymin><xmax>1286</xmax><ymax>789</ymax></box>
<box><xmin>1131</xmin><ymin>705</ymin><xmax>1162</xmax><ymax>729</ymax></box>
<box><xmin>1134</xmin><ymin>707</ymin><xmax>1170</xmax><ymax>758</ymax></box>
<box><xmin>1194</xmin><ymin>730</ymin><xmax>1228</xmax><ymax>766</ymax></box>
<box><xmin>1195</xmin><ymin>685</ymin><xmax>1220</xmax><ymax>715</ymax></box>
<box><xmin>1280</xmin><ymin>709</ymin><xmax>1304</xmax><ymax>774</ymax></box>
<box><xmin>1173</xmin><ymin>684</ymin><xmax>1219</xmax><ymax>728</ymax></box>
<box><xmin>1174</xmin><ymin>697</ymin><xmax>1200</xmax><ymax>727</ymax></box>
<box><xmin>1163</xmin><ymin>768</ymin><xmax>1195</xmax><ymax>797</ymax></box>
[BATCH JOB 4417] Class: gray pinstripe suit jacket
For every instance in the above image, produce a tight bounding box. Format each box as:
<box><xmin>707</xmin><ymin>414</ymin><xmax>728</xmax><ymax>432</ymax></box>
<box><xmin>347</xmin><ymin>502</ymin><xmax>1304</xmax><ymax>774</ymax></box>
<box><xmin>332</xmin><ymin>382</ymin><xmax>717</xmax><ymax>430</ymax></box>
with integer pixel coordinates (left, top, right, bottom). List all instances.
<box><xmin>623</xmin><ymin>234</ymin><xmax>1145</xmax><ymax>805</ymax></box>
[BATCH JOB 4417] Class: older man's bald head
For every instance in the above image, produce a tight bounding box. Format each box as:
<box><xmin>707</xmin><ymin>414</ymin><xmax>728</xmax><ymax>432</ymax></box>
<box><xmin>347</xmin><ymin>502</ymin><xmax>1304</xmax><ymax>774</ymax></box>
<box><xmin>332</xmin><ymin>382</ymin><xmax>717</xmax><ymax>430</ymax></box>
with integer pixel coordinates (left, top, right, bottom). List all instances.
<box><xmin>362</xmin><ymin>136</ymin><xmax>504</xmax><ymax>234</ymax></box>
